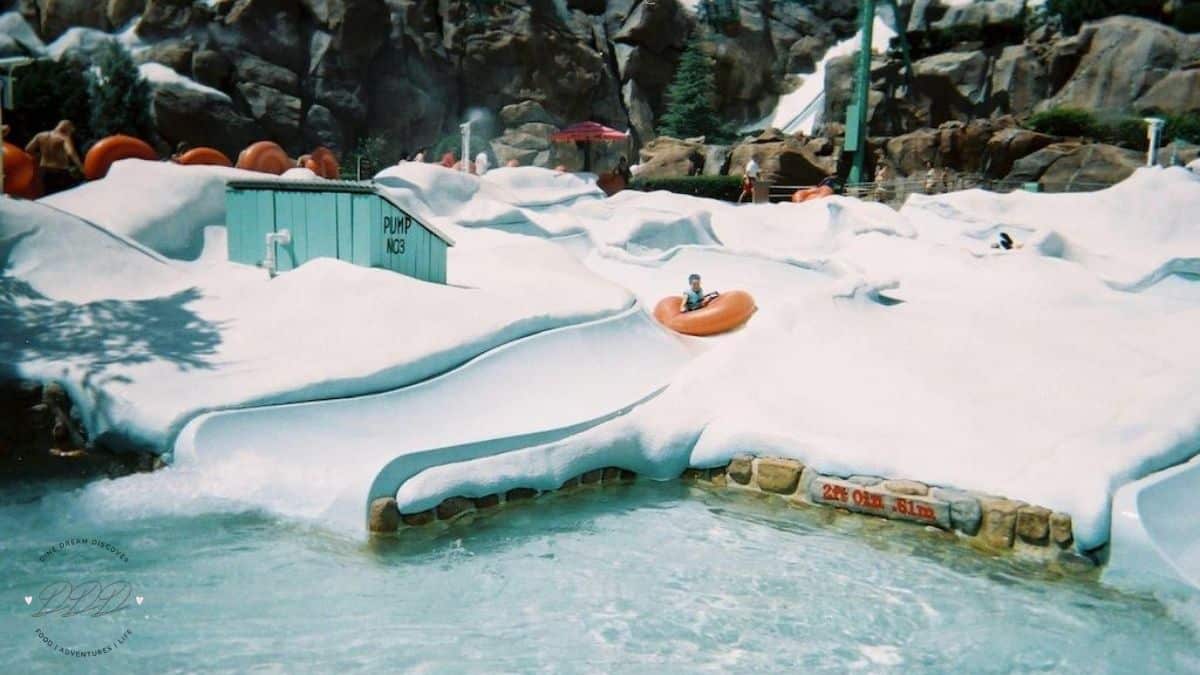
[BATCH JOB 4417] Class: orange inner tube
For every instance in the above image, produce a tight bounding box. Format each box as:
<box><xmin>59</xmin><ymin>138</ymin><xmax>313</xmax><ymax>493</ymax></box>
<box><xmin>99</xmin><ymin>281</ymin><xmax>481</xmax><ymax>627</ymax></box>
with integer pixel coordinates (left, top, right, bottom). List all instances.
<box><xmin>176</xmin><ymin>147</ymin><xmax>232</xmax><ymax>167</ymax></box>
<box><xmin>309</xmin><ymin>146</ymin><xmax>340</xmax><ymax>179</ymax></box>
<box><xmin>83</xmin><ymin>135</ymin><xmax>158</xmax><ymax>180</ymax></box>
<box><xmin>791</xmin><ymin>185</ymin><xmax>834</xmax><ymax>203</ymax></box>
<box><xmin>3</xmin><ymin>142</ymin><xmax>41</xmax><ymax>199</ymax></box>
<box><xmin>653</xmin><ymin>290</ymin><xmax>757</xmax><ymax>337</ymax></box>
<box><xmin>236</xmin><ymin>141</ymin><xmax>292</xmax><ymax>175</ymax></box>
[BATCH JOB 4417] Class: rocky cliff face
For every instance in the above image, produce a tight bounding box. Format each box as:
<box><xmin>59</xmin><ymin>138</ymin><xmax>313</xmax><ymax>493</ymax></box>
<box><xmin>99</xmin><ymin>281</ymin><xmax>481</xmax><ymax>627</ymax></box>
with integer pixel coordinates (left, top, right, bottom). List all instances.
<box><xmin>1</xmin><ymin>0</ymin><xmax>855</xmax><ymax>160</ymax></box>
<box><xmin>824</xmin><ymin>12</ymin><xmax>1200</xmax><ymax>137</ymax></box>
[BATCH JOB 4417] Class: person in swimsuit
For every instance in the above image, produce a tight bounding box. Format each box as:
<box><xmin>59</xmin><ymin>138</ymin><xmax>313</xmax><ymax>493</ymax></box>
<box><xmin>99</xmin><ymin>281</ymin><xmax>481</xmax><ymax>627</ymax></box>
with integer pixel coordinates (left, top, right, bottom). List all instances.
<box><xmin>680</xmin><ymin>273</ymin><xmax>719</xmax><ymax>312</ymax></box>
<box><xmin>25</xmin><ymin>120</ymin><xmax>84</xmax><ymax>195</ymax></box>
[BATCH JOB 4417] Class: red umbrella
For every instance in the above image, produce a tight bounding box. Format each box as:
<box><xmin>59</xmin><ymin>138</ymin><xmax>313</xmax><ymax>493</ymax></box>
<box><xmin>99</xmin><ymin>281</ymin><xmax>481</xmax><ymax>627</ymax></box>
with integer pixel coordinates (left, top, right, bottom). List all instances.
<box><xmin>551</xmin><ymin>122</ymin><xmax>629</xmax><ymax>172</ymax></box>
<box><xmin>550</xmin><ymin>122</ymin><xmax>630</xmax><ymax>142</ymax></box>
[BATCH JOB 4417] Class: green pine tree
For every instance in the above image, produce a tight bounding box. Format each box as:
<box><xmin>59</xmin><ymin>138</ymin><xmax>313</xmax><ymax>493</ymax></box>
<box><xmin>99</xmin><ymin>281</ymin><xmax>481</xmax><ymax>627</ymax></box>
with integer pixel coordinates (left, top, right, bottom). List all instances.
<box><xmin>87</xmin><ymin>41</ymin><xmax>154</xmax><ymax>141</ymax></box>
<box><xmin>658</xmin><ymin>36</ymin><xmax>727</xmax><ymax>142</ymax></box>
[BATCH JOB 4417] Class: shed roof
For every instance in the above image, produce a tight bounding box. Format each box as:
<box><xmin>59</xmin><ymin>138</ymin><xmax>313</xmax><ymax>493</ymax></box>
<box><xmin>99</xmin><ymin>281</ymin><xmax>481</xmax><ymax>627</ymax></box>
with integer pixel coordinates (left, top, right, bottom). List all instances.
<box><xmin>227</xmin><ymin>178</ymin><xmax>456</xmax><ymax>246</ymax></box>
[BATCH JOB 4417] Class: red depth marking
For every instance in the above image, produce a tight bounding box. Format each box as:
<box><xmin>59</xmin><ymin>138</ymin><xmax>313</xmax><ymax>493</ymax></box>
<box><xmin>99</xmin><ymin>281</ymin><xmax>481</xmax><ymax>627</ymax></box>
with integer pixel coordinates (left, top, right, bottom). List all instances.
<box><xmin>851</xmin><ymin>488</ymin><xmax>885</xmax><ymax>511</ymax></box>
<box><xmin>892</xmin><ymin>497</ymin><xmax>936</xmax><ymax>521</ymax></box>
<box><xmin>821</xmin><ymin>483</ymin><xmax>849</xmax><ymax>502</ymax></box>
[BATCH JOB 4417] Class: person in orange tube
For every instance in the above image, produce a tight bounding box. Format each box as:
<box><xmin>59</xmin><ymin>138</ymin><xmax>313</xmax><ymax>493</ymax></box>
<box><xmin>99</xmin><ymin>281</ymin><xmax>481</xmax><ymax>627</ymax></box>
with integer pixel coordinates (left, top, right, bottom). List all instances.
<box><xmin>25</xmin><ymin>120</ymin><xmax>84</xmax><ymax>195</ymax></box>
<box><xmin>680</xmin><ymin>273</ymin><xmax>719</xmax><ymax>313</ymax></box>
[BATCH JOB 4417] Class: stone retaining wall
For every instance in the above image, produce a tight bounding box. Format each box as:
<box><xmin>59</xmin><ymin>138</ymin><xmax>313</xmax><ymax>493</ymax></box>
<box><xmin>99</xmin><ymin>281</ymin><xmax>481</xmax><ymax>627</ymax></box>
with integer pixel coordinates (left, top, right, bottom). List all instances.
<box><xmin>373</xmin><ymin>456</ymin><xmax>1098</xmax><ymax>573</ymax></box>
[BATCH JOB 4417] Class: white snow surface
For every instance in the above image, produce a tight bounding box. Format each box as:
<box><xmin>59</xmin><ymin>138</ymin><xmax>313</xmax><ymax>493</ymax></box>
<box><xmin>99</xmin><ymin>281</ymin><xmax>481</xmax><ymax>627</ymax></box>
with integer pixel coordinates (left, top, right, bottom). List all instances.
<box><xmin>42</xmin><ymin>160</ymin><xmax>255</xmax><ymax>260</ymax></box>
<box><xmin>5</xmin><ymin>162</ymin><xmax>1200</xmax><ymax>552</ymax></box>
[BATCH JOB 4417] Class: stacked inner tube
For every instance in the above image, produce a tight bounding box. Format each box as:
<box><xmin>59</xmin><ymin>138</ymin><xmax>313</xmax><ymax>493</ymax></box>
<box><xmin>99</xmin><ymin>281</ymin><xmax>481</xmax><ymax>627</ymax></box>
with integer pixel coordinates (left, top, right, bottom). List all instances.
<box><xmin>176</xmin><ymin>147</ymin><xmax>233</xmax><ymax>167</ymax></box>
<box><xmin>236</xmin><ymin>141</ymin><xmax>292</xmax><ymax>175</ymax></box>
<box><xmin>300</xmin><ymin>146</ymin><xmax>340</xmax><ymax>179</ymax></box>
<box><xmin>653</xmin><ymin>290</ymin><xmax>756</xmax><ymax>336</ymax></box>
<box><xmin>83</xmin><ymin>135</ymin><xmax>158</xmax><ymax>180</ymax></box>
<box><xmin>2</xmin><ymin>142</ymin><xmax>41</xmax><ymax>199</ymax></box>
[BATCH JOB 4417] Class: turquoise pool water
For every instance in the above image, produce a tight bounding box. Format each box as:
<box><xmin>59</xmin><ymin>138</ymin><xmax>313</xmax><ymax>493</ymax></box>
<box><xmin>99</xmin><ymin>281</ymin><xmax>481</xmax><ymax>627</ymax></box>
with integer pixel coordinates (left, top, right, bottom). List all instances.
<box><xmin>1</xmin><ymin>479</ymin><xmax>1198</xmax><ymax>673</ymax></box>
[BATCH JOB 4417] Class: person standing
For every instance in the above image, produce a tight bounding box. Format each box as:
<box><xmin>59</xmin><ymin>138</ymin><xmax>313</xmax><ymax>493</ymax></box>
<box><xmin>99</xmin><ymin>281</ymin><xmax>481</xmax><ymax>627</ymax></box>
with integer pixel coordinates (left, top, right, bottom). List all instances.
<box><xmin>475</xmin><ymin>151</ymin><xmax>490</xmax><ymax>176</ymax></box>
<box><xmin>739</xmin><ymin>155</ymin><xmax>760</xmax><ymax>203</ymax></box>
<box><xmin>25</xmin><ymin>120</ymin><xmax>84</xmax><ymax>195</ymax></box>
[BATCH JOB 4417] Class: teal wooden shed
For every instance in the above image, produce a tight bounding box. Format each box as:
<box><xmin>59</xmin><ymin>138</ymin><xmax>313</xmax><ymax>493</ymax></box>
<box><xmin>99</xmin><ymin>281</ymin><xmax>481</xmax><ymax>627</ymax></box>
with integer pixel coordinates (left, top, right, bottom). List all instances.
<box><xmin>225</xmin><ymin>179</ymin><xmax>454</xmax><ymax>283</ymax></box>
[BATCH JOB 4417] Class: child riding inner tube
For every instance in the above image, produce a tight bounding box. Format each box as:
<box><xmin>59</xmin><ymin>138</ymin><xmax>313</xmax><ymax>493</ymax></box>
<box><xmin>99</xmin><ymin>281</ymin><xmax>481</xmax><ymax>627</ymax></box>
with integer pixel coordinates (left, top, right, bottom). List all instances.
<box><xmin>654</xmin><ymin>290</ymin><xmax>756</xmax><ymax>336</ymax></box>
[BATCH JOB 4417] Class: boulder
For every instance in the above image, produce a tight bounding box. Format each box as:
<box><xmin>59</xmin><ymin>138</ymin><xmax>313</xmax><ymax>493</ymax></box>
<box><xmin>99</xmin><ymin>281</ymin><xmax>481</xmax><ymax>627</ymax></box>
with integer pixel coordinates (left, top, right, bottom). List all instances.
<box><xmin>885</xmin><ymin>128</ymin><xmax>940</xmax><ymax>175</ymax></box>
<box><xmin>931</xmin><ymin>0</ymin><xmax>1024</xmax><ymax>33</ymax></box>
<box><xmin>1005</xmin><ymin>141</ymin><xmax>1082</xmax><ymax>182</ymax></box>
<box><xmin>913</xmin><ymin>50</ymin><xmax>990</xmax><ymax>105</ymax></box>
<box><xmin>149</xmin><ymin>82</ymin><xmax>263</xmax><ymax>161</ymax></box>
<box><xmin>236</xmin><ymin>81</ymin><xmax>302</xmax><ymax>144</ymax></box>
<box><xmin>755</xmin><ymin>458</ymin><xmax>803</xmax><ymax>494</ymax></box>
<box><xmin>135</xmin><ymin>38</ymin><xmax>194</xmax><ymax>76</ymax></box>
<box><xmin>1006</xmin><ymin>141</ymin><xmax>1142</xmax><ymax>188</ymax></box>
<box><xmin>45</xmin><ymin>27</ymin><xmax>118</xmax><ymax>64</ymax></box>
<box><xmin>787</xmin><ymin>35</ymin><xmax>826</xmax><ymax>74</ymax></box>
<box><xmin>1135</xmin><ymin>69</ymin><xmax>1200</xmax><ymax>115</ymax></box>
<box><xmin>499</xmin><ymin>100</ymin><xmax>563</xmax><ymax>129</ymax></box>
<box><xmin>703</xmin><ymin>144</ymin><xmax>731</xmax><ymax>176</ymax></box>
<box><xmin>729</xmin><ymin>130</ymin><xmax>833</xmax><ymax>184</ymax></box>
<box><xmin>234</xmin><ymin>52</ymin><xmax>300</xmax><ymax>96</ymax></box>
<box><xmin>622</xmin><ymin>80</ymin><xmax>656</xmax><ymax>144</ymax></box>
<box><xmin>985</xmin><ymin>127</ymin><xmax>1057</xmax><ymax>178</ymax></box>
<box><xmin>1039</xmin><ymin>143</ymin><xmax>1143</xmax><ymax>188</ymax></box>
<box><xmin>137</xmin><ymin>0</ymin><xmax>206</xmax><ymax>41</ymax></box>
<box><xmin>635</xmin><ymin>136</ymin><xmax>705</xmax><ymax>178</ymax></box>
<box><xmin>32</xmin><ymin>0</ymin><xmax>109</xmax><ymax>41</ymax></box>
<box><xmin>302</xmin><ymin>103</ymin><xmax>344</xmax><ymax>153</ymax></box>
<box><xmin>490</xmin><ymin>121</ymin><xmax>558</xmax><ymax>167</ymax></box>
<box><xmin>107</xmin><ymin>0</ymin><xmax>144</xmax><ymax>28</ymax></box>
<box><xmin>1045</xmin><ymin>17</ymin><xmax>1200</xmax><ymax>113</ymax></box>
<box><xmin>216</xmin><ymin>0</ymin><xmax>304</xmax><ymax>73</ymax></box>
<box><xmin>991</xmin><ymin>44</ymin><xmax>1049</xmax><ymax>117</ymax></box>
<box><xmin>612</xmin><ymin>0</ymin><xmax>688</xmax><ymax>51</ymax></box>
<box><xmin>0</xmin><ymin>11</ymin><xmax>45</xmax><ymax>55</ymax></box>
<box><xmin>191</xmin><ymin>49</ymin><xmax>231</xmax><ymax>89</ymax></box>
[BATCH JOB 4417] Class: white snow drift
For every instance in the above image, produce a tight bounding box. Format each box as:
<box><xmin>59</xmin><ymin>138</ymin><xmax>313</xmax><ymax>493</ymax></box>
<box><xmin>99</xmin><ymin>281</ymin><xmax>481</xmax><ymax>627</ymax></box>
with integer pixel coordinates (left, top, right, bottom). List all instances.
<box><xmin>4</xmin><ymin>161</ymin><xmax>1200</xmax><ymax>556</ymax></box>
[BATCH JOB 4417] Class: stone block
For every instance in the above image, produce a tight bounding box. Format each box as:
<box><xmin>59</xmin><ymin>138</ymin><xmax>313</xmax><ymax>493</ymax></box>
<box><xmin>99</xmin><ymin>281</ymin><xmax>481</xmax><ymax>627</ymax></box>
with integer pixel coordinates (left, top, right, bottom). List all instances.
<box><xmin>796</xmin><ymin>466</ymin><xmax>820</xmax><ymax>502</ymax></box>
<box><xmin>368</xmin><ymin>497</ymin><xmax>400</xmax><ymax>533</ymax></box>
<box><xmin>755</xmin><ymin>457</ymin><xmax>803</xmax><ymax>494</ymax></box>
<box><xmin>978</xmin><ymin>497</ymin><xmax>1022</xmax><ymax>548</ymax></box>
<box><xmin>559</xmin><ymin>477</ymin><xmax>580</xmax><ymax>490</ymax></box>
<box><xmin>602</xmin><ymin>467</ymin><xmax>622</xmax><ymax>482</ymax></box>
<box><xmin>883</xmin><ymin>479</ymin><xmax>929</xmax><ymax>496</ymax></box>
<box><xmin>1050</xmin><ymin>512</ymin><xmax>1074</xmax><ymax>548</ymax></box>
<box><xmin>581</xmin><ymin>469</ymin><xmax>604</xmax><ymax>484</ymax></box>
<box><xmin>931</xmin><ymin>487</ymin><xmax>982</xmax><ymax>535</ymax></box>
<box><xmin>728</xmin><ymin>455</ymin><xmax>754</xmax><ymax>485</ymax></box>
<box><xmin>400</xmin><ymin>509</ymin><xmax>435</xmax><ymax>527</ymax></box>
<box><xmin>847</xmin><ymin>475</ymin><xmax>882</xmax><ymax>487</ymax></box>
<box><xmin>1016</xmin><ymin>505</ymin><xmax>1051</xmax><ymax>545</ymax></box>
<box><xmin>474</xmin><ymin>494</ymin><xmax>500</xmax><ymax>510</ymax></box>
<box><xmin>505</xmin><ymin>487</ymin><xmax>538</xmax><ymax>502</ymax></box>
<box><xmin>619</xmin><ymin>469</ymin><xmax>637</xmax><ymax>482</ymax></box>
<box><xmin>435</xmin><ymin>497</ymin><xmax>474</xmax><ymax>520</ymax></box>
<box><xmin>812</xmin><ymin>477</ymin><xmax>951</xmax><ymax>529</ymax></box>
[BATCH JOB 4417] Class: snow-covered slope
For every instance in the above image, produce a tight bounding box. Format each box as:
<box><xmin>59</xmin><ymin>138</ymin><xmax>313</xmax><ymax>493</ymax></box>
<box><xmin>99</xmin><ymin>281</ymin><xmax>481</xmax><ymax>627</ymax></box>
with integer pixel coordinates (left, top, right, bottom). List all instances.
<box><xmin>5</xmin><ymin>162</ymin><xmax>1200</xmax><ymax>556</ymax></box>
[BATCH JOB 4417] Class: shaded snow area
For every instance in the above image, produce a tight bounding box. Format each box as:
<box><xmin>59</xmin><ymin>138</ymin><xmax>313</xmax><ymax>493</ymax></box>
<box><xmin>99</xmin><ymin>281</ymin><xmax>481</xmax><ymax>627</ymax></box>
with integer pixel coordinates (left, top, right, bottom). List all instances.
<box><xmin>5</xmin><ymin>159</ymin><xmax>1200</xmax><ymax>553</ymax></box>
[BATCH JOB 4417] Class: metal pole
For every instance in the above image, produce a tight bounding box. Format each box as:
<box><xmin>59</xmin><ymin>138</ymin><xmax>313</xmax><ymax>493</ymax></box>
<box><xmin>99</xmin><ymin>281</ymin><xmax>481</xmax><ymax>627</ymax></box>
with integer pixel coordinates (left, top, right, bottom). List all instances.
<box><xmin>847</xmin><ymin>0</ymin><xmax>876</xmax><ymax>185</ymax></box>
<box><xmin>1144</xmin><ymin>117</ymin><xmax>1164</xmax><ymax>167</ymax></box>
<box><xmin>460</xmin><ymin>122</ymin><xmax>470</xmax><ymax>173</ymax></box>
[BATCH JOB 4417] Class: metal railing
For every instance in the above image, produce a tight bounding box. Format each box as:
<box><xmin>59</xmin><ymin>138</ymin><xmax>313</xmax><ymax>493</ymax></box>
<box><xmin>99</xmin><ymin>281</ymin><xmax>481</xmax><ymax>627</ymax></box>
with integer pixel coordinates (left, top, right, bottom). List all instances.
<box><xmin>767</xmin><ymin>173</ymin><xmax>1121</xmax><ymax>207</ymax></box>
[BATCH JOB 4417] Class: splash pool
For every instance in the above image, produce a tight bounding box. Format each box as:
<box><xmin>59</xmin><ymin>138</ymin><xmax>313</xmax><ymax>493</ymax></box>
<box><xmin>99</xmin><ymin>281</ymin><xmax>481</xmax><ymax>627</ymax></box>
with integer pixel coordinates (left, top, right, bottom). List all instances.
<box><xmin>1</xmin><ymin>479</ymin><xmax>1198</xmax><ymax>673</ymax></box>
